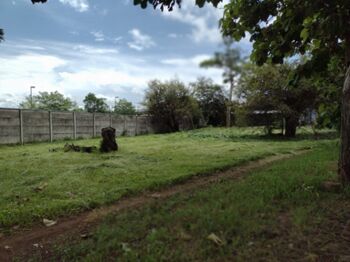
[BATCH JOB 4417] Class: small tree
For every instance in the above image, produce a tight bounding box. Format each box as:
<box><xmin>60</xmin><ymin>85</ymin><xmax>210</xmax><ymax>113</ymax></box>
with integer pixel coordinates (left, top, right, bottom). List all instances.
<box><xmin>144</xmin><ymin>79</ymin><xmax>201</xmax><ymax>132</ymax></box>
<box><xmin>20</xmin><ymin>91</ymin><xmax>78</xmax><ymax>111</ymax></box>
<box><xmin>83</xmin><ymin>93</ymin><xmax>109</xmax><ymax>113</ymax></box>
<box><xmin>200</xmin><ymin>38</ymin><xmax>242</xmax><ymax>127</ymax></box>
<box><xmin>238</xmin><ymin>63</ymin><xmax>318</xmax><ymax>137</ymax></box>
<box><xmin>191</xmin><ymin>77</ymin><xmax>226</xmax><ymax>126</ymax></box>
<box><xmin>114</xmin><ymin>99</ymin><xmax>136</xmax><ymax>115</ymax></box>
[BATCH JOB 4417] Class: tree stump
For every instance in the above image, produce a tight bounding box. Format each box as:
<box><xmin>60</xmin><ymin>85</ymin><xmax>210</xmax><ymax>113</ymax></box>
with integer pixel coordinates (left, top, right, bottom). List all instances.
<box><xmin>100</xmin><ymin>127</ymin><xmax>118</xmax><ymax>153</ymax></box>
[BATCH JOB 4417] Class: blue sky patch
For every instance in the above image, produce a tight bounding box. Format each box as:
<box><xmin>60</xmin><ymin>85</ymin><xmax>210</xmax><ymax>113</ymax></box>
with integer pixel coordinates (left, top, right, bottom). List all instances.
<box><xmin>0</xmin><ymin>0</ymin><xmax>251</xmax><ymax>108</ymax></box>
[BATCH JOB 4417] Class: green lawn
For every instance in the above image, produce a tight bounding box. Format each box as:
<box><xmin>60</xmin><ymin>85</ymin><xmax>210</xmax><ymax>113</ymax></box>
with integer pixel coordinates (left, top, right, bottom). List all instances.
<box><xmin>0</xmin><ymin>127</ymin><xmax>336</xmax><ymax>229</ymax></box>
<box><xmin>47</xmin><ymin>141</ymin><xmax>345</xmax><ymax>261</ymax></box>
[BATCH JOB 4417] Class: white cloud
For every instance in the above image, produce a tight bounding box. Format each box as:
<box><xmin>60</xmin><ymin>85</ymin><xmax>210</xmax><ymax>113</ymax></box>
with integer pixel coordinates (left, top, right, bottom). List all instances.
<box><xmin>161</xmin><ymin>1</ymin><xmax>228</xmax><ymax>44</ymax></box>
<box><xmin>113</xmin><ymin>36</ymin><xmax>123</xmax><ymax>44</ymax></box>
<box><xmin>168</xmin><ymin>33</ymin><xmax>179</xmax><ymax>38</ymax></box>
<box><xmin>161</xmin><ymin>54</ymin><xmax>211</xmax><ymax>66</ymax></box>
<box><xmin>0</xmin><ymin>53</ymin><xmax>67</xmax><ymax>107</ymax></box>
<box><xmin>90</xmin><ymin>31</ymin><xmax>104</xmax><ymax>42</ymax></box>
<box><xmin>0</xmin><ymin>94</ymin><xmax>25</xmax><ymax>108</ymax></box>
<box><xmin>58</xmin><ymin>0</ymin><xmax>89</xmax><ymax>12</ymax></box>
<box><xmin>73</xmin><ymin>45</ymin><xmax>118</xmax><ymax>55</ymax></box>
<box><xmin>0</xmin><ymin>39</ymin><xmax>222</xmax><ymax>108</ymax></box>
<box><xmin>128</xmin><ymin>29</ymin><xmax>155</xmax><ymax>51</ymax></box>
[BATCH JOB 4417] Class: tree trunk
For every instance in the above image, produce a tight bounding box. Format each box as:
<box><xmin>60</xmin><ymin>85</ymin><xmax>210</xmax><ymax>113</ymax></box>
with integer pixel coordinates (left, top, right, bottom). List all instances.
<box><xmin>339</xmin><ymin>65</ymin><xmax>350</xmax><ymax>184</ymax></box>
<box><xmin>226</xmin><ymin>106</ymin><xmax>231</xmax><ymax>128</ymax></box>
<box><xmin>285</xmin><ymin>115</ymin><xmax>298</xmax><ymax>137</ymax></box>
<box><xmin>226</xmin><ymin>78</ymin><xmax>234</xmax><ymax>128</ymax></box>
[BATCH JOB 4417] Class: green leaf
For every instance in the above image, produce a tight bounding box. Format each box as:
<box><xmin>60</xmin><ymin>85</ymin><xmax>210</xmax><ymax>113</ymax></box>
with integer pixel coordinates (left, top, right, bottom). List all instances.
<box><xmin>300</xmin><ymin>28</ymin><xmax>309</xmax><ymax>42</ymax></box>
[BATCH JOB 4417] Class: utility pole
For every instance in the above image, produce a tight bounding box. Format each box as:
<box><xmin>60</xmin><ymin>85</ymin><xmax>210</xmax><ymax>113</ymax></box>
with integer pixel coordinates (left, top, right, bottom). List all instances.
<box><xmin>30</xmin><ymin>86</ymin><xmax>35</xmax><ymax>109</ymax></box>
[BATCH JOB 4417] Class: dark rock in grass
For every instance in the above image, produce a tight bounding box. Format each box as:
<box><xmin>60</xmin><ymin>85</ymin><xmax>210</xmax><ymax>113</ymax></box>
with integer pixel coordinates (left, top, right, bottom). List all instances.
<box><xmin>100</xmin><ymin>127</ymin><xmax>118</xmax><ymax>153</ymax></box>
<box><xmin>64</xmin><ymin>143</ymin><xmax>97</xmax><ymax>153</ymax></box>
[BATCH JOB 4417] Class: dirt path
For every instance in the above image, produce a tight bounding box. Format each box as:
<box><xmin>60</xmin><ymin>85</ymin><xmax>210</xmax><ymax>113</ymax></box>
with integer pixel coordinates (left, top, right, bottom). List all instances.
<box><xmin>0</xmin><ymin>150</ymin><xmax>308</xmax><ymax>261</ymax></box>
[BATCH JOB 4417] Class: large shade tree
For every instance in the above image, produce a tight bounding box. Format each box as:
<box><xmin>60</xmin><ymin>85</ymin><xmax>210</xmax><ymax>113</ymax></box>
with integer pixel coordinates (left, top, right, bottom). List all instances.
<box><xmin>29</xmin><ymin>0</ymin><xmax>350</xmax><ymax>184</ymax></box>
<box><xmin>239</xmin><ymin>63</ymin><xmax>318</xmax><ymax>137</ymax></box>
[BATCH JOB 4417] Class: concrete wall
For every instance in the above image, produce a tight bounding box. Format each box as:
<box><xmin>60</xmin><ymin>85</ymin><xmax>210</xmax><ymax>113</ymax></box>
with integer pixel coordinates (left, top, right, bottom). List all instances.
<box><xmin>0</xmin><ymin>108</ymin><xmax>153</xmax><ymax>145</ymax></box>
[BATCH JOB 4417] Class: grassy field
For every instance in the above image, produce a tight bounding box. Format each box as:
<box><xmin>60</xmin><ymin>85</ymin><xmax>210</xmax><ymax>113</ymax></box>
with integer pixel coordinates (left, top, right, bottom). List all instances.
<box><xmin>0</xmin><ymin>127</ymin><xmax>336</xmax><ymax>229</ymax></box>
<box><xmin>45</xmin><ymin>141</ymin><xmax>346</xmax><ymax>261</ymax></box>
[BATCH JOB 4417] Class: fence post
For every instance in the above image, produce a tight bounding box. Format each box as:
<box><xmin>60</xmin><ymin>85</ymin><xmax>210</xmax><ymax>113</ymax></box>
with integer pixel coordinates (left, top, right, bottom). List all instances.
<box><xmin>49</xmin><ymin>111</ymin><xmax>53</xmax><ymax>142</ymax></box>
<box><xmin>135</xmin><ymin>115</ymin><xmax>138</xmax><ymax>136</ymax></box>
<box><xmin>19</xmin><ymin>109</ymin><xmax>24</xmax><ymax>145</ymax></box>
<box><xmin>93</xmin><ymin>113</ymin><xmax>96</xmax><ymax>137</ymax></box>
<box><xmin>124</xmin><ymin>115</ymin><xmax>127</xmax><ymax>135</ymax></box>
<box><xmin>73</xmin><ymin>112</ymin><xmax>77</xmax><ymax>140</ymax></box>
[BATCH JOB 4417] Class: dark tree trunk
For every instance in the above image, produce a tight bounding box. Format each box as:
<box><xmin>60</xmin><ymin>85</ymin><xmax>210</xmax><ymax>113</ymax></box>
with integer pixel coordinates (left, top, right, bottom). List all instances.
<box><xmin>285</xmin><ymin>115</ymin><xmax>298</xmax><ymax>137</ymax></box>
<box><xmin>339</xmin><ymin>65</ymin><xmax>350</xmax><ymax>184</ymax></box>
<box><xmin>226</xmin><ymin>77</ymin><xmax>234</xmax><ymax>128</ymax></box>
<box><xmin>226</xmin><ymin>106</ymin><xmax>231</xmax><ymax>128</ymax></box>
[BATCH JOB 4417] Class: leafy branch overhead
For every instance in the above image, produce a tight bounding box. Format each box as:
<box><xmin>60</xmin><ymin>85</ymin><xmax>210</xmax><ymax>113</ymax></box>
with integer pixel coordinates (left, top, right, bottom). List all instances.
<box><xmin>30</xmin><ymin>0</ymin><xmax>222</xmax><ymax>10</ymax></box>
<box><xmin>133</xmin><ymin>0</ymin><xmax>222</xmax><ymax>10</ymax></box>
<box><xmin>220</xmin><ymin>0</ymin><xmax>350</xmax><ymax>69</ymax></box>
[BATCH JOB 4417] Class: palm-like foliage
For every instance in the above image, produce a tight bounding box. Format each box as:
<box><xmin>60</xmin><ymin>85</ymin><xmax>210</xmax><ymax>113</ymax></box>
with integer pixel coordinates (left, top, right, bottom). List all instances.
<box><xmin>200</xmin><ymin>38</ymin><xmax>243</xmax><ymax>127</ymax></box>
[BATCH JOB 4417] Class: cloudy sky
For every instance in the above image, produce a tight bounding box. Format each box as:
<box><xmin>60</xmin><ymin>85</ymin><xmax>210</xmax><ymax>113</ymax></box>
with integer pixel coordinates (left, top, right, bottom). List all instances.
<box><xmin>0</xmin><ymin>0</ymin><xmax>251</xmax><ymax>109</ymax></box>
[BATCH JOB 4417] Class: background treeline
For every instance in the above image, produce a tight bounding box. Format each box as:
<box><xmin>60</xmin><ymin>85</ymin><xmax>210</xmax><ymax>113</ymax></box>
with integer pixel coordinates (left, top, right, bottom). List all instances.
<box><xmin>18</xmin><ymin>77</ymin><xmax>229</xmax><ymax>133</ymax></box>
<box><xmin>144</xmin><ymin>77</ymin><xmax>227</xmax><ymax>133</ymax></box>
<box><xmin>20</xmin><ymin>91</ymin><xmax>137</xmax><ymax>115</ymax></box>
<box><xmin>18</xmin><ymin>55</ymin><xmax>342</xmax><ymax>137</ymax></box>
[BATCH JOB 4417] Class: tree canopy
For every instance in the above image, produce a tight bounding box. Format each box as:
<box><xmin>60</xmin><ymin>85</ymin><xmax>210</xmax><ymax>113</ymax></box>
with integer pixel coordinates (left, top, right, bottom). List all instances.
<box><xmin>191</xmin><ymin>77</ymin><xmax>226</xmax><ymax>126</ymax></box>
<box><xmin>114</xmin><ymin>98</ymin><xmax>136</xmax><ymax>115</ymax></box>
<box><xmin>238</xmin><ymin>62</ymin><xmax>317</xmax><ymax>137</ymax></box>
<box><xmin>20</xmin><ymin>91</ymin><xmax>78</xmax><ymax>111</ymax></box>
<box><xmin>83</xmin><ymin>93</ymin><xmax>109</xmax><ymax>113</ymax></box>
<box><xmin>133</xmin><ymin>0</ymin><xmax>221</xmax><ymax>10</ymax></box>
<box><xmin>220</xmin><ymin>1</ymin><xmax>350</xmax><ymax>69</ymax></box>
<box><xmin>144</xmin><ymin>79</ymin><xmax>201</xmax><ymax>132</ymax></box>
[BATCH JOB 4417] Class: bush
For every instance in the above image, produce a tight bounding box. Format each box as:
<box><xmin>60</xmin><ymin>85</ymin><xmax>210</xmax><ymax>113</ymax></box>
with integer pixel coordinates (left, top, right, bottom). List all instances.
<box><xmin>144</xmin><ymin>79</ymin><xmax>202</xmax><ymax>133</ymax></box>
